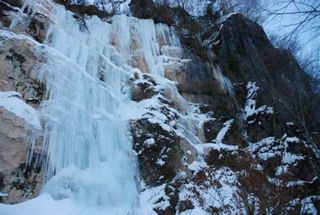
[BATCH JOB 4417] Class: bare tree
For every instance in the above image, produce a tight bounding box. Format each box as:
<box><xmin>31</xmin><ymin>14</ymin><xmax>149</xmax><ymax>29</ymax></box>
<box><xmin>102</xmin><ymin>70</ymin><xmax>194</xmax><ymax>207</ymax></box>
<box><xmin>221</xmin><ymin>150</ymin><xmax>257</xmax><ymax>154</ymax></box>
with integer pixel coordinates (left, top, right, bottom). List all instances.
<box><xmin>264</xmin><ymin>0</ymin><xmax>320</xmax><ymax>34</ymax></box>
<box><xmin>176</xmin><ymin>0</ymin><xmax>196</xmax><ymax>11</ymax></box>
<box><xmin>207</xmin><ymin>0</ymin><xmax>265</xmax><ymax>22</ymax></box>
<box><xmin>94</xmin><ymin>0</ymin><xmax>126</xmax><ymax>14</ymax></box>
<box><xmin>154</xmin><ymin>0</ymin><xmax>207</xmax><ymax>15</ymax></box>
<box><xmin>263</xmin><ymin>0</ymin><xmax>320</xmax><ymax>71</ymax></box>
<box><xmin>177</xmin><ymin>0</ymin><xmax>208</xmax><ymax>15</ymax></box>
<box><xmin>154</xmin><ymin>0</ymin><xmax>170</xmax><ymax>6</ymax></box>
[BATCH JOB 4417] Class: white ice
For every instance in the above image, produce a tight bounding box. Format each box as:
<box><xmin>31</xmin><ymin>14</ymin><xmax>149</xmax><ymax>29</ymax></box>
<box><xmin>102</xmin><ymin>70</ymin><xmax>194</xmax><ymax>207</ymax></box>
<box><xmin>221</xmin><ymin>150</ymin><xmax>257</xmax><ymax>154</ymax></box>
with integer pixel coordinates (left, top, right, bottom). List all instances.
<box><xmin>0</xmin><ymin>0</ymin><xmax>186</xmax><ymax>214</ymax></box>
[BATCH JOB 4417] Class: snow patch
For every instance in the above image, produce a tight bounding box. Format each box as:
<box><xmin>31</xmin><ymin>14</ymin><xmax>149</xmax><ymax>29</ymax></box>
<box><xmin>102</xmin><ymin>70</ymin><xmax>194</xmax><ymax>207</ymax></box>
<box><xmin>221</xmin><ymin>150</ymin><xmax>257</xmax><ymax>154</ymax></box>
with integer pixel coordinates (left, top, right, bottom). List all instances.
<box><xmin>0</xmin><ymin>91</ymin><xmax>41</xmax><ymax>130</ymax></box>
<box><xmin>215</xmin><ymin>119</ymin><xmax>234</xmax><ymax>143</ymax></box>
<box><xmin>244</xmin><ymin>82</ymin><xmax>273</xmax><ymax>123</ymax></box>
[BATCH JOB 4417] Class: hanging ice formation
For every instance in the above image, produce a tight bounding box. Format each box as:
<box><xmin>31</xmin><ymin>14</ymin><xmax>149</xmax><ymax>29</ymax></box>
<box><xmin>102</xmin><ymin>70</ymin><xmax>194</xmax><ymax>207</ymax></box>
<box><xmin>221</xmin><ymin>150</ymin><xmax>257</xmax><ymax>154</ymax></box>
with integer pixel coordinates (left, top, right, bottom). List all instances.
<box><xmin>1</xmin><ymin>0</ymin><xmax>183</xmax><ymax>214</ymax></box>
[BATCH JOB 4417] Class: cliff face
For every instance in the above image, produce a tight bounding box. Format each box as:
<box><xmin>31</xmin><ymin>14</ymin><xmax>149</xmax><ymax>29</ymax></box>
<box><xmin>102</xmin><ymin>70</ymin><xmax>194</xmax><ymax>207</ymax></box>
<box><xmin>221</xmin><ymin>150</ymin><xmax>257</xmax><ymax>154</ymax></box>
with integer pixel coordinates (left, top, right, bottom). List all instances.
<box><xmin>130</xmin><ymin>1</ymin><xmax>320</xmax><ymax>214</ymax></box>
<box><xmin>0</xmin><ymin>0</ymin><xmax>319</xmax><ymax>214</ymax></box>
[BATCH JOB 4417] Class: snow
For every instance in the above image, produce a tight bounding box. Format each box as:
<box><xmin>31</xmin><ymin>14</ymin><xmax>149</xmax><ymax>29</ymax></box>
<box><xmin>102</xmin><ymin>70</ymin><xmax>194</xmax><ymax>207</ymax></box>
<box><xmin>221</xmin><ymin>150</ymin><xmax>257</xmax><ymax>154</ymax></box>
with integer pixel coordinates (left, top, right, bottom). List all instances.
<box><xmin>0</xmin><ymin>194</ymin><xmax>74</xmax><ymax>215</ymax></box>
<box><xmin>215</xmin><ymin>119</ymin><xmax>234</xmax><ymax>143</ymax></box>
<box><xmin>188</xmin><ymin>159</ymin><xmax>208</xmax><ymax>172</ymax></box>
<box><xmin>246</xmin><ymin>134</ymin><xmax>306</xmax><ymax>179</ymax></box>
<box><xmin>144</xmin><ymin>138</ymin><xmax>155</xmax><ymax>146</ymax></box>
<box><xmin>268</xmin><ymin>177</ymin><xmax>282</xmax><ymax>186</ymax></box>
<box><xmin>0</xmin><ymin>192</ymin><xmax>143</xmax><ymax>215</ymax></box>
<box><xmin>180</xmin><ymin>208</ymin><xmax>208</xmax><ymax>215</ymax></box>
<box><xmin>282</xmin><ymin>152</ymin><xmax>304</xmax><ymax>165</ymax></box>
<box><xmin>287</xmin><ymin>177</ymin><xmax>318</xmax><ymax>188</ymax></box>
<box><xmin>300</xmin><ymin>196</ymin><xmax>320</xmax><ymax>215</ymax></box>
<box><xmin>156</xmin><ymin>158</ymin><xmax>165</xmax><ymax>166</ymax></box>
<box><xmin>0</xmin><ymin>193</ymin><xmax>8</xmax><ymax>197</ymax></box>
<box><xmin>0</xmin><ymin>91</ymin><xmax>21</xmax><ymax>98</ymax></box>
<box><xmin>43</xmin><ymin>164</ymin><xmax>138</xmax><ymax>208</ymax></box>
<box><xmin>287</xmin><ymin>196</ymin><xmax>320</xmax><ymax>215</ymax></box>
<box><xmin>179</xmin><ymin>167</ymin><xmax>246</xmax><ymax>215</ymax></box>
<box><xmin>0</xmin><ymin>91</ymin><xmax>41</xmax><ymax>130</ymax></box>
<box><xmin>246</xmin><ymin>137</ymin><xmax>276</xmax><ymax>157</ymax></box>
<box><xmin>194</xmin><ymin>142</ymin><xmax>238</xmax><ymax>155</ymax></box>
<box><xmin>286</xmin><ymin>122</ymin><xmax>294</xmax><ymax>126</ymax></box>
<box><xmin>140</xmin><ymin>183</ymin><xmax>169</xmax><ymax>213</ymax></box>
<box><xmin>244</xmin><ymin>82</ymin><xmax>274</xmax><ymax>122</ymax></box>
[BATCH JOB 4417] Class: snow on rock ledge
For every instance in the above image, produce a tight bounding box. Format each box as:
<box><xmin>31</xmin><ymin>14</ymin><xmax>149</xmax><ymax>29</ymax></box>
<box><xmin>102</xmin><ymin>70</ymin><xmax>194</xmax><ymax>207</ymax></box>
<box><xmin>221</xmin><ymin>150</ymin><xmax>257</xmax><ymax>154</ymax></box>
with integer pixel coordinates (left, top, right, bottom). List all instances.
<box><xmin>0</xmin><ymin>91</ymin><xmax>41</xmax><ymax>130</ymax></box>
<box><xmin>0</xmin><ymin>91</ymin><xmax>42</xmax><ymax>203</ymax></box>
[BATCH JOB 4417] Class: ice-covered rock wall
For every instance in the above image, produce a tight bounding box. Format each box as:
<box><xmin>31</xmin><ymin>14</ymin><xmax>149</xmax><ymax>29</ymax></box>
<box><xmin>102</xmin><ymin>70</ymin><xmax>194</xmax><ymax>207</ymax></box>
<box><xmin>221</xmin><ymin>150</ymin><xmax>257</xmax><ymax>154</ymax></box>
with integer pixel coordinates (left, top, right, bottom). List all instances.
<box><xmin>0</xmin><ymin>0</ymin><xmax>319</xmax><ymax>214</ymax></box>
<box><xmin>0</xmin><ymin>0</ymin><xmax>201</xmax><ymax>213</ymax></box>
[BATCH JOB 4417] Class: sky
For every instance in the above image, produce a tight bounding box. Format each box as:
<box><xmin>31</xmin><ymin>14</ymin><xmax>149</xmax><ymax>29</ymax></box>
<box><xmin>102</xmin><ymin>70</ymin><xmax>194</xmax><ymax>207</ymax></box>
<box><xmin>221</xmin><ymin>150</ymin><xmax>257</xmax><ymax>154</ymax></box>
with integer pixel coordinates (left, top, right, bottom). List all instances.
<box><xmin>261</xmin><ymin>0</ymin><xmax>320</xmax><ymax>76</ymax></box>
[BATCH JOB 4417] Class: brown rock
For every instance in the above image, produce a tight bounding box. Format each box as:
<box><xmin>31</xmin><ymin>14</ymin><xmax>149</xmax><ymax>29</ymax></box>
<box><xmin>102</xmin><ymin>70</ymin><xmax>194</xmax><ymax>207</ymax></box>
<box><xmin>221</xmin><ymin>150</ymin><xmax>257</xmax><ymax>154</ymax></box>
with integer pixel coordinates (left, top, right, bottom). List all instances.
<box><xmin>0</xmin><ymin>37</ymin><xmax>47</xmax><ymax>107</ymax></box>
<box><xmin>0</xmin><ymin>104</ymin><xmax>43</xmax><ymax>204</ymax></box>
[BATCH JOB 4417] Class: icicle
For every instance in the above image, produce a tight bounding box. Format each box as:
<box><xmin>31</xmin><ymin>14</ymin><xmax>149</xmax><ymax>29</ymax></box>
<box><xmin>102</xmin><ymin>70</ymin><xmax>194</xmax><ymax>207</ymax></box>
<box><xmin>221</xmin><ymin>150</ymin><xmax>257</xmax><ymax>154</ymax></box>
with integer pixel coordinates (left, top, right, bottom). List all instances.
<box><xmin>39</xmin><ymin>6</ymin><xmax>140</xmax><ymax>211</ymax></box>
<box><xmin>2</xmin><ymin>1</ymin><xmax>187</xmax><ymax>213</ymax></box>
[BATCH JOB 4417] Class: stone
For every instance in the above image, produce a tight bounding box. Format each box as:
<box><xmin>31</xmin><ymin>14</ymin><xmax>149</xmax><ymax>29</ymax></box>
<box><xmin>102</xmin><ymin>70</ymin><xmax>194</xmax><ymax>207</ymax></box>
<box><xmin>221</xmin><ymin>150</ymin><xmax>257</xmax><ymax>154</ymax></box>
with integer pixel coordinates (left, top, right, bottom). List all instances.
<box><xmin>129</xmin><ymin>72</ymin><xmax>158</xmax><ymax>101</ymax></box>
<box><xmin>0</xmin><ymin>37</ymin><xmax>47</xmax><ymax>107</ymax></box>
<box><xmin>0</xmin><ymin>104</ymin><xmax>43</xmax><ymax>204</ymax></box>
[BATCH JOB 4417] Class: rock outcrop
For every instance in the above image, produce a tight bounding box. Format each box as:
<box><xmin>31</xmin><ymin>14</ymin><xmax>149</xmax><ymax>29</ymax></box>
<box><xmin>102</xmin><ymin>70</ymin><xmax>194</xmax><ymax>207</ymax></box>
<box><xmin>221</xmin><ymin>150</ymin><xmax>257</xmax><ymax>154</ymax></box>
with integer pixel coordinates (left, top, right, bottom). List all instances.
<box><xmin>0</xmin><ymin>0</ymin><xmax>46</xmax><ymax>204</ymax></box>
<box><xmin>0</xmin><ymin>92</ymin><xmax>43</xmax><ymax>203</ymax></box>
<box><xmin>128</xmin><ymin>0</ymin><xmax>320</xmax><ymax>214</ymax></box>
<box><xmin>0</xmin><ymin>37</ymin><xmax>47</xmax><ymax>107</ymax></box>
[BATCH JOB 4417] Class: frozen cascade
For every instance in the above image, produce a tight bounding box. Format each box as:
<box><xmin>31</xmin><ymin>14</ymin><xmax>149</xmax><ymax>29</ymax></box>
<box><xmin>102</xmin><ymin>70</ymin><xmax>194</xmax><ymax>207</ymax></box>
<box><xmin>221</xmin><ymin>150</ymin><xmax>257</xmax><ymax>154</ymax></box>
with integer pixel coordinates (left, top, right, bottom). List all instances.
<box><xmin>0</xmin><ymin>0</ymin><xmax>200</xmax><ymax>213</ymax></box>
<box><xmin>40</xmin><ymin>9</ymin><xmax>140</xmax><ymax>213</ymax></box>
<box><xmin>0</xmin><ymin>0</ymin><xmax>184</xmax><ymax>214</ymax></box>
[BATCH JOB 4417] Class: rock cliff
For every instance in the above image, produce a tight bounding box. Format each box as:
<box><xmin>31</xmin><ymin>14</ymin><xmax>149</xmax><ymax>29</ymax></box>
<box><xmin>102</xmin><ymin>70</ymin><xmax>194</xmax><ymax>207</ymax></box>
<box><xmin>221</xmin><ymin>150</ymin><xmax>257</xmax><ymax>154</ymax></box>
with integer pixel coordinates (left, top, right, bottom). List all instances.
<box><xmin>0</xmin><ymin>0</ymin><xmax>45</xmax><ymax>203</ymax></box>
<box><xmin>129</xmin><ymin>0</ymin><xmax>320</xmax><ymax>214</ymax></box>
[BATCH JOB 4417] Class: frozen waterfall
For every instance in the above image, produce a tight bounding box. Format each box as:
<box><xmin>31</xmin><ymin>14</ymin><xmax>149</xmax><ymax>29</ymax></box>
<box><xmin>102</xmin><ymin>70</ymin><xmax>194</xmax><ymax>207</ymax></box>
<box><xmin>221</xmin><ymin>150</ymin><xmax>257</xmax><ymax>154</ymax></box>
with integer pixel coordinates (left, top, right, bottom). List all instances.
<box><xmin>0</xmin><ymin>0</ymin><xmax>182</xmax><ymax>214</ymax></box>
<box><xmin>40</xmin><ymin>8</ymin><xmax>139</xmax><ymax>213</ymax></box>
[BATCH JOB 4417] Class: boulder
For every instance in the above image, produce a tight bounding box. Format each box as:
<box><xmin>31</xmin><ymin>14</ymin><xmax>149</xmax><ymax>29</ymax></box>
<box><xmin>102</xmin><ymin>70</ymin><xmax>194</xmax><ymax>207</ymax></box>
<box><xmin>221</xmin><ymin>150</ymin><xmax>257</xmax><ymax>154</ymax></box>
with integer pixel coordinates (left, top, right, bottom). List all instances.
<box><xmin>0</xmin><ymin>96</ymin><xmax>43</xmax><ymax>203</ymax></box>
<box><xmin>0</xmin><ymin>37</ymin><xmax>47</xmax><ymax>107</ymax></box>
